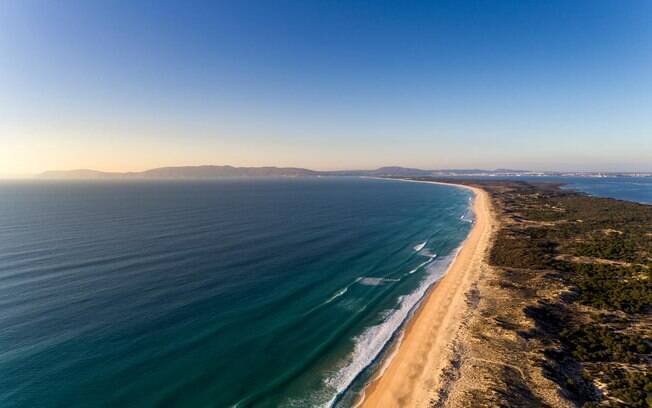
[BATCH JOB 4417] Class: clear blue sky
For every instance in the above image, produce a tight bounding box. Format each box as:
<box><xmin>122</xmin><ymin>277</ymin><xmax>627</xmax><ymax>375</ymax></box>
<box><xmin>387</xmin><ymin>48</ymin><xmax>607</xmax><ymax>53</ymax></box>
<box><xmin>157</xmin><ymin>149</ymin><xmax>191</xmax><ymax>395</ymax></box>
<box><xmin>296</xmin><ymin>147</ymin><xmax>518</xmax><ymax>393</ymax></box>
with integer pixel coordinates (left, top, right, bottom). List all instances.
<box><xmin>1</xmin><ymin>1</ymin><xmax>651</xmax><ymax>174</ymax></box>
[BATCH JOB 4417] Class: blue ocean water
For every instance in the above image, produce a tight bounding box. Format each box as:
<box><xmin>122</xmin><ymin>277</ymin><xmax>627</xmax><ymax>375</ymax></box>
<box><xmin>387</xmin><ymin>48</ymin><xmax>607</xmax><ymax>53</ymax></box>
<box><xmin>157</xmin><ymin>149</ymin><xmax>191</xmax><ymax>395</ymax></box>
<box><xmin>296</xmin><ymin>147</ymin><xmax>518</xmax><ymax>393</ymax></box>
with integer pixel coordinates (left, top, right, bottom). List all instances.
<box><xmin>451</xmin><ymin>176</ymin><xmax>652</xmax><ymax>205</ymax></box>
<box><xmin>501</xmin><ymin>176</ymin><xmax>652</xmax><ymax>204</ymax></box>
<box><xmin>0</xmin><ymin>177</ymin><xmax>473</xmax><ymax>407</ymax></box>
<box><xmin>559</xmin><ymin>177</ymin><xmax>652</xmax><ymax>205</ymax></box>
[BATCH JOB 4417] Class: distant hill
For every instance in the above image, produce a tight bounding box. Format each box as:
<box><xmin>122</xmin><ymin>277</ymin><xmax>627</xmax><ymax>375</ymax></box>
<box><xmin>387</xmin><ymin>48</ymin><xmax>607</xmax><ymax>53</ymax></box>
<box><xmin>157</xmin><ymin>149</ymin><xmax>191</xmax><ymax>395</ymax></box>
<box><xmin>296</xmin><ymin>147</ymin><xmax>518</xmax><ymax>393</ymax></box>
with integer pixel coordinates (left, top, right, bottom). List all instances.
<box><xmin>40</xmin><ymin>165</ymin><xmax>645</xmax><ymax>180</ymax></box>
<box><xmin>37</xmin><ymin>165</ymin><xmax>501</xmax><ymax>179</ymax></box>
<box><xmin>138</xmin><ymin>165</ymin><xmax>319</xmax><ymax>178</ymax></box>
<box><xmin>39</xmin><ymin>166</ymin><xmax>319</xmax><ymax>179</ymax></box>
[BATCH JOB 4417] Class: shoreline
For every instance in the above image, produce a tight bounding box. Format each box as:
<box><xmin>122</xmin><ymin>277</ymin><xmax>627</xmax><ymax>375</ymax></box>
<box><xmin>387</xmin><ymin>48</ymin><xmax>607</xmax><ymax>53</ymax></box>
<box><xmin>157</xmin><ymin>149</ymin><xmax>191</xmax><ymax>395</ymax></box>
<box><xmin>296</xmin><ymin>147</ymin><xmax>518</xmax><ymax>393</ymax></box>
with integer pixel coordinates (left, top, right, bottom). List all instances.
<box><xmin>358</xmin><ymin>179</ymin><xmax>493</xmax><ymax>407</ymax></box>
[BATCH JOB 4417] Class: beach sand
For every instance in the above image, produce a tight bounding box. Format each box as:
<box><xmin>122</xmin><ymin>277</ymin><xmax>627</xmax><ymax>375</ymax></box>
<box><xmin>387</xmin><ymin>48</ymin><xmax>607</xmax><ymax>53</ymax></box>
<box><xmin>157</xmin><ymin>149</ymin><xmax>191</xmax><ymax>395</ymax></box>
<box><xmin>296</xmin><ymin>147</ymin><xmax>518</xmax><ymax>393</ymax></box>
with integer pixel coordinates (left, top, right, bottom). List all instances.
<box><xmin>360</xmin><ymin>182</ymin><xmax>493</xmax><ymax>407</ymax></box>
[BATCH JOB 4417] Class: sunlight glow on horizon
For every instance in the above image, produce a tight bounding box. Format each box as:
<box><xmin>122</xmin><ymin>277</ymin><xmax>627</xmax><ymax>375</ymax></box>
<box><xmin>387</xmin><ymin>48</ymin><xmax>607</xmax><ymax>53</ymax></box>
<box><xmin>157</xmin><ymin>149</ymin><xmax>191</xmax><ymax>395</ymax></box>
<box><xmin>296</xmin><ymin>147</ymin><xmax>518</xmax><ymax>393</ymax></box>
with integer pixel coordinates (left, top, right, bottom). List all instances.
<box><xmin>2</xmin><ymin>1</ymin><xmax>651</xmax><ymax>176</ymax></box>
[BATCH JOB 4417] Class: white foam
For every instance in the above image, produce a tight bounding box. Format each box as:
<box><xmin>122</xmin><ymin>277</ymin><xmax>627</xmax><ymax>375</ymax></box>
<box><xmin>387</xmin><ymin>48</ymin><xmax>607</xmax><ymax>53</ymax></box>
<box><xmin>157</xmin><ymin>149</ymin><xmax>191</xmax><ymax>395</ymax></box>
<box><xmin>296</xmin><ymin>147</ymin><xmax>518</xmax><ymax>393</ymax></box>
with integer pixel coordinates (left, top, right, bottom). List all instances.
<box><xmin>306</xmin><ymin>279</ymin><xmax>364</xmax><ymax>315</ymax></box>
<box><xmin>358</xmin><ymin>277</ymin><xmax>384</xmax><ymax>286</ymax></box>
<box><xmin>324</xmin><ymin>250</ymin><xmax>460</xmax><ymax>407</ymax></box>
<box><xmin>460</xmin><ymin>212</ymin><xmax>474</xmax><ymax>223</ymax></box>
<box><xmin>357</xmin><ymin>277</ymin><xmax>400</xmax><ymax>286</ymax></box>
<box><xmin>413</xmin><ymin>241</ymin><xmax>427</xmax><ymax>252</ymax></box>
<box><xmin>324</xmin><ymin>286</ymin><xmax>349</xmax><ymax>305</ymax></box>
<box><xmin>407</xmin><ymin>253</ymin><xmax>437</xmax><ymax>274</ymax></box>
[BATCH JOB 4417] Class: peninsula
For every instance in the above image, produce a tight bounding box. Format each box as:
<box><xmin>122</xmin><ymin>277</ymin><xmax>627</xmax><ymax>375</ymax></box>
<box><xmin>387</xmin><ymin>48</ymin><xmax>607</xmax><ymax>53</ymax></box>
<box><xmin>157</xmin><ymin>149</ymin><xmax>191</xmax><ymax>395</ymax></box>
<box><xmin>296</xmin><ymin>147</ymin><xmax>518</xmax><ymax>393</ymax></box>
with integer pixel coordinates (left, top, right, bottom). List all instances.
<box><xmin>362</xmin><ymin>178</ymin><xmax>651</xmax><ymax>407</ymax></box>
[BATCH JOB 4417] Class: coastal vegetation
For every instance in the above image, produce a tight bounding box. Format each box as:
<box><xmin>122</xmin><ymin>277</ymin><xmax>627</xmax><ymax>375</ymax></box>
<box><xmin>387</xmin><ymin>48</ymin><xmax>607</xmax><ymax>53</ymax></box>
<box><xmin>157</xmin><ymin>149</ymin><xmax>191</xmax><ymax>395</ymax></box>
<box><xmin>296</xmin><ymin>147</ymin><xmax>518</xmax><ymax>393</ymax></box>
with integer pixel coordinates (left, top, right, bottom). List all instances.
<box><xmin>491</xmin><ymin>183</ymin><xmax>652</xmax><ymax>407</ymax></box>
<box><xmin>488</xmin><ymin>182</ymin><xmax>651</xmax><ymax>407</ymax></box>
<box><xmin>396</xmin><ymin>178</ymin><xmax>651</xmax><ymax>407</ymax></box>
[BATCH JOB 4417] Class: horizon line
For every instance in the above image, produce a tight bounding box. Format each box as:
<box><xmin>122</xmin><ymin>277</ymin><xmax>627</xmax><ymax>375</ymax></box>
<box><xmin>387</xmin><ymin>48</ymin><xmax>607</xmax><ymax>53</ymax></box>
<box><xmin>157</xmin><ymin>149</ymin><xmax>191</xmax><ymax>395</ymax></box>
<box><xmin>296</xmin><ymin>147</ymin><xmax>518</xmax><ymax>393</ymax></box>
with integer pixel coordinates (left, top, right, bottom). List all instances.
<box><xmin>3</xmin><ymin>164</ymin><xmax>652</xmax><ymax>179</ymax></box>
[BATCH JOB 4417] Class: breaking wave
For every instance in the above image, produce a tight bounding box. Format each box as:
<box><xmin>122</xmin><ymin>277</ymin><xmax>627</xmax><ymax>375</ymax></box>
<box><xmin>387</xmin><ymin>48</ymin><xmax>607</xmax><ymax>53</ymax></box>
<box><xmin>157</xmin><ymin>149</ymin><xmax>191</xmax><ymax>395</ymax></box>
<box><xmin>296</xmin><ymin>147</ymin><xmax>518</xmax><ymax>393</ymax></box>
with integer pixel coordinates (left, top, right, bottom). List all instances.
<box><xmin>413</xmin><ymin>241</ymin><xmax>427</xmax><ymax>252</ymax></box>
<box><xmin>324</xmin><ymin>249</ymin><xmax>461</xmax><ymax>407</ymax></box>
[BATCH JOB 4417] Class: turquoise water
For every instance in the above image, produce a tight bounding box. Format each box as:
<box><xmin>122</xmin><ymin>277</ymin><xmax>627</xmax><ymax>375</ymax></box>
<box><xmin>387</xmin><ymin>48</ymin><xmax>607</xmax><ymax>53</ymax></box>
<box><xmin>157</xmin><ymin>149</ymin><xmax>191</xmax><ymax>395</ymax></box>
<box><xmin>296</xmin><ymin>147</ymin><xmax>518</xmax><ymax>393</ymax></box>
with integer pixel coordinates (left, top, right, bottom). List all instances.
<box><xmin>0</xmin><ymin>177</ymin><xmax>472</xmax><ymax>407</ymax></box>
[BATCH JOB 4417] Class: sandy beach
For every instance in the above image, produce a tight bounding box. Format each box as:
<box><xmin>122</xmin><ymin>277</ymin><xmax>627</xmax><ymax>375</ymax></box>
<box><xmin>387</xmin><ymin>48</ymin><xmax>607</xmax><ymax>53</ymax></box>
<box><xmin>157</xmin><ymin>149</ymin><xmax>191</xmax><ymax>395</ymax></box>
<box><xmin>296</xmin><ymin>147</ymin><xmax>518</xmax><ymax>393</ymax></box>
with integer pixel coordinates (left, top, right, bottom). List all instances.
<box><xmin>360</xmin><ymin>181</ymin><xmax>493</xmax><ymax>407</ymax></box>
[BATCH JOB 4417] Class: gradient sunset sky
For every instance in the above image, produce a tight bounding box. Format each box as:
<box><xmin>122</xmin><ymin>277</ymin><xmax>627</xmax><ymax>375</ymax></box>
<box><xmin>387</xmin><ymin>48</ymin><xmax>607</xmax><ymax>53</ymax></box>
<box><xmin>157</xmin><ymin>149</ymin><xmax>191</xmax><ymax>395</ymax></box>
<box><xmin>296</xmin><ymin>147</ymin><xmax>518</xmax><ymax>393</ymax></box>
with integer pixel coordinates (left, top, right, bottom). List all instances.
<box><xmin>1</xmin><ymin>1</ymin><xmax>651</xmax><ymax>176</ymax></box>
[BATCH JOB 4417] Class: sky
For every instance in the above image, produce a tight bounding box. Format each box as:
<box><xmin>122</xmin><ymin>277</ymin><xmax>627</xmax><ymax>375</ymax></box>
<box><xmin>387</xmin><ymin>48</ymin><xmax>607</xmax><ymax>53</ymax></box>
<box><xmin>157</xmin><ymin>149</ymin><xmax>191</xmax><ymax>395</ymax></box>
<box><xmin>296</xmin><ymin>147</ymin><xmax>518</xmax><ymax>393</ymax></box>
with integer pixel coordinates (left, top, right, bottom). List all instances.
<box><xmin>1</xmin><ymin>0</ymin><xmax>651</xmax><ymax>175</ymax></box>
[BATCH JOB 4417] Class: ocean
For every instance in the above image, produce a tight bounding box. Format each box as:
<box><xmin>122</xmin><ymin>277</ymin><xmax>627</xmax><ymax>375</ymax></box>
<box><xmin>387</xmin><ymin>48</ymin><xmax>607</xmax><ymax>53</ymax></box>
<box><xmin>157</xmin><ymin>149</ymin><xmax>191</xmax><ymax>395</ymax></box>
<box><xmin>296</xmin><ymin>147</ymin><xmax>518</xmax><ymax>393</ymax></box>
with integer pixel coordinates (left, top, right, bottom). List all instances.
<box><xmin>0</xmin><ymin>177</ymin><xmax>473</xmax><ymax>407</ymax></box>
<box><xmin>450</xmin><ymin>175</ymin><xmax>652</xmax><ymax>205</ymax></box>
<box><xmin>560</xmin><ymin>176</ymin><xmax>652</xmax><ymax>205</ymax></box>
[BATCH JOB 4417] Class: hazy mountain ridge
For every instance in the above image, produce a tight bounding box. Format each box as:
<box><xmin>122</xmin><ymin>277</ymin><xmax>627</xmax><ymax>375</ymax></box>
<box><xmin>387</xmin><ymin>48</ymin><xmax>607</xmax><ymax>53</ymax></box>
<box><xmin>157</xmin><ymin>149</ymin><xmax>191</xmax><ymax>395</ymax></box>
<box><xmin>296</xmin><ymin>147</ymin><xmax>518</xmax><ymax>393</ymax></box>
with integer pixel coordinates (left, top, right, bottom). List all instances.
<box><xmin>38</xmin><ymin>166</ymin><xmax>523</xmax><ymax>179</ymax></box>
<box><xmin>139</xmin><ymin>165</ymin><xmax>319</xmax><ymax>178</ymax></box>
<box><xmin>39</xmin><ymin>166</ymin><xmax>319</xmax><ymax>179</ymax></box>
<box><xmin>38</xmin><ymin>166</ymin><xmax>652</xmax><ymax>179</ymax></box>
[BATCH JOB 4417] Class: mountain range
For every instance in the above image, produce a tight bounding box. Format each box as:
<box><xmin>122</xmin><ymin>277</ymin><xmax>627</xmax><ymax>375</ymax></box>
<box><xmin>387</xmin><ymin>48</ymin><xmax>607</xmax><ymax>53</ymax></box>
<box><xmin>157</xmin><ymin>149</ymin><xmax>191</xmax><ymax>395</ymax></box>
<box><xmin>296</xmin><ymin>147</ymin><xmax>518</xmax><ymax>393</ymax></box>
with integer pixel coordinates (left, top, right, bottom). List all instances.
<box><xmin>38</xmin><ymin>166</ymin><xmax>533</xmax><ymax>179</ymax></box>
<box><xmin>38</xmin><ymin>166</ymin><xmax>651</xmax><ymax>179</ymax></box>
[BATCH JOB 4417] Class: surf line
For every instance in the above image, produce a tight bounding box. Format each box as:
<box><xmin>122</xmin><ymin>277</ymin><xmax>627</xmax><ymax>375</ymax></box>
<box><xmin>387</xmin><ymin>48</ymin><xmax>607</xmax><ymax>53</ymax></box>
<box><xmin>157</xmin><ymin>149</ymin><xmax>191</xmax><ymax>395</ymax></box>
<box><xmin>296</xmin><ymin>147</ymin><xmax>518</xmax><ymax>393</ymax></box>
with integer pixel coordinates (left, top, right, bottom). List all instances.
<box><xmin>413</xmin><ymin>241</ymin><xmax>427</xmax><ymax>252</ymax></box>
<box><xmin>407</xmin><ymin>253</ymin><xmax>437</xmax><ymax>275</ymax></box>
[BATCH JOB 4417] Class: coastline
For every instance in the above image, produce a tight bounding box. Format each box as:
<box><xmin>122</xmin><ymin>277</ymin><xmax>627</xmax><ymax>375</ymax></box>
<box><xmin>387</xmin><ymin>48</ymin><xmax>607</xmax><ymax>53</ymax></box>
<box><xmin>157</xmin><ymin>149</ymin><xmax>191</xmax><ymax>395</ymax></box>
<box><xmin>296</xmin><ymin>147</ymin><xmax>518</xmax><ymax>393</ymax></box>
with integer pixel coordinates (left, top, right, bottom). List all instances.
<box><xmin>358</xmin><ymin>180</ymin><xmax>493</xmax><ymax>407</ymax></box>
